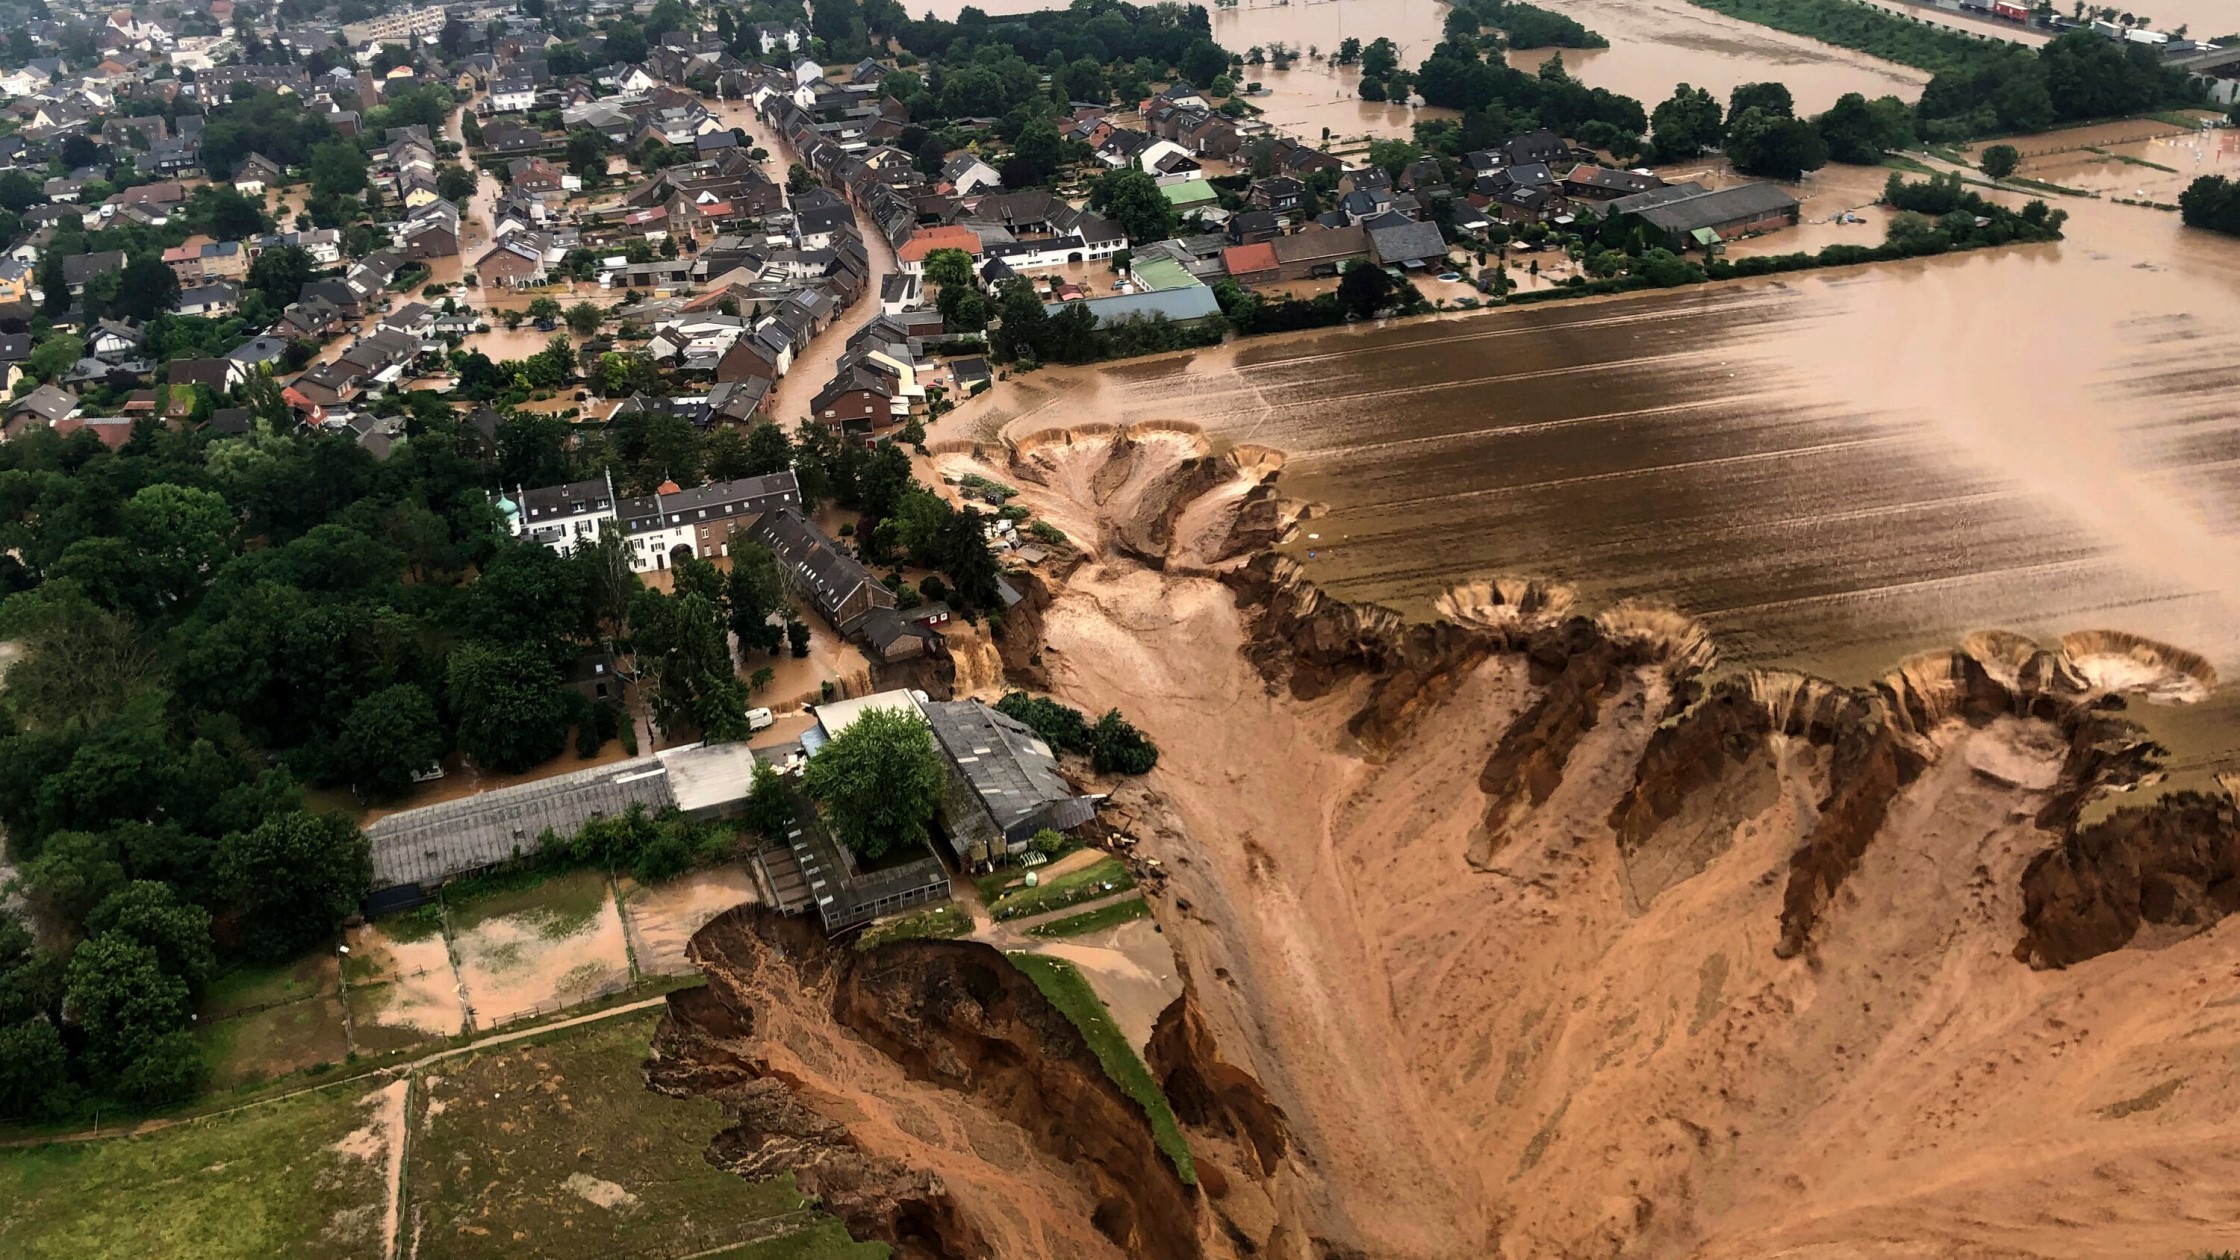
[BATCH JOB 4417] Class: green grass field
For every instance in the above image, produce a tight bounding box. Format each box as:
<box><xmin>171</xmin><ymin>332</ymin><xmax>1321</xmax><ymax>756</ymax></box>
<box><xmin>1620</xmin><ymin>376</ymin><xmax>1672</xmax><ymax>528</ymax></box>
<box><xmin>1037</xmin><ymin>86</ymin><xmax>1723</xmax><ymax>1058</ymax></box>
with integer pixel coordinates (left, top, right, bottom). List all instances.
<box><xmin>408</xmin><ymin>1012</ymin><xmax>872</xmax><ymax>1260</ymax></box>
<box><xmin>1005</xmin><ymin>953</ymin><xmax>1194</xmax><ymax>1185</ymax></box>
<box><xmin>980</xmin><ymin>857</ymin><xmax>1135</xmax><ymax>922</ymax></box>
<box><xmin>0</xmin><ymin>1079</ymin><xmax>392</xmax><ymax>1259</ymax></box>
<box><xmin>1024</xmin><ymin>896</ymin><xmax>1151</xmax><ymax>939</ymax></box>
<box><xmin>0</xmin><ymin>1012</ymin><xmax>888</xmax><ymax>1260</ymax></box>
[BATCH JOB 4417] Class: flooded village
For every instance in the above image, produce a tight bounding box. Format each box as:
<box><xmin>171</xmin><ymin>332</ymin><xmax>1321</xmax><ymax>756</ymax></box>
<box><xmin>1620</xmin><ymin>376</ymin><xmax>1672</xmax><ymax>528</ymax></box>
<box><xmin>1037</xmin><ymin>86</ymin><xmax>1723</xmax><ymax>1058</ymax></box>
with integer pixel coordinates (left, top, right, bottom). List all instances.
<box><xmin>3</xmin><ymin>0</ymin><xmax>2240</xmax><ymax>1257</ymax></box>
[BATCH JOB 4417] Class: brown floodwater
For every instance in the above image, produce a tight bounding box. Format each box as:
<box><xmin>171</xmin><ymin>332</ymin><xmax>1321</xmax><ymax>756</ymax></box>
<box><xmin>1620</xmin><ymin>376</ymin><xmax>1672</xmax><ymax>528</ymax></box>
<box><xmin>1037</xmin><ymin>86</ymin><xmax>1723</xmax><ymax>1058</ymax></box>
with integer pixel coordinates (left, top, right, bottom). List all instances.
<box><xmin>914</xmin><ymin>0</ymin><xmax>1928</xmax><ymax>130</ymax></box>
<box><xmin>973</xmin><ymin>168</ymin><xmax>2240</xmax><ymax>796</ymax></box>
<box><xmin>1503</xmin><ymin>0</ymin><xmax>1928</xmax><ymax>113</ymax></box>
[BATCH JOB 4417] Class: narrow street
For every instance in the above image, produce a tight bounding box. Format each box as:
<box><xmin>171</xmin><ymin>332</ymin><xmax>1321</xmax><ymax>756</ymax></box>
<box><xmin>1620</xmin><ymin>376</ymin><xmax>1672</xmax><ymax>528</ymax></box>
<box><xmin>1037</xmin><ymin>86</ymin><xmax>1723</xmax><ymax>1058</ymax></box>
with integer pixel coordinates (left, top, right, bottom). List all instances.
<box><xmin>707</xmin><ymin>94</ymin><xmax>899</xmax><ymax>426</ymax></box>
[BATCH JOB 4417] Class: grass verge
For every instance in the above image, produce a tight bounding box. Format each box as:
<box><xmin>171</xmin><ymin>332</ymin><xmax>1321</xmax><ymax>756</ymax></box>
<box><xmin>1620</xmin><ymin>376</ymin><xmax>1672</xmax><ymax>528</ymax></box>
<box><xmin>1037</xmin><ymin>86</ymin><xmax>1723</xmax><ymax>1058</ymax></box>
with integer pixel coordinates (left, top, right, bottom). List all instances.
<box><xmin>856</xmin><ymin>904</ymin><xmax>973</xmax><ymax>951</ymax></box>
<box><xmin>1025</xmin><ymin>896</ymin><xmax>1151</xmax><ymax>939</ymax></box>
<box><xmin>1005</xmin><ymin>953</ymin><xmax>1195</xmax><ymax>1186</ymax></box>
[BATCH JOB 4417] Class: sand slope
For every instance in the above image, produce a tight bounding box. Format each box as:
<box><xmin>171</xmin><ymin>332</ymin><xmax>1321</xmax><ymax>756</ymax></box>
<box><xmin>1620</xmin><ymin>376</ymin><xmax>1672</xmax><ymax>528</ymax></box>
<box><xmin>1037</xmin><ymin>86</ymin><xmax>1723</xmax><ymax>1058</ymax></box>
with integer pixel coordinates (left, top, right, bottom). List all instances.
<box><xmin>951</xmin><ymin>427</ymin><xmax>2240</xmax><ymax>1259</ymax></box>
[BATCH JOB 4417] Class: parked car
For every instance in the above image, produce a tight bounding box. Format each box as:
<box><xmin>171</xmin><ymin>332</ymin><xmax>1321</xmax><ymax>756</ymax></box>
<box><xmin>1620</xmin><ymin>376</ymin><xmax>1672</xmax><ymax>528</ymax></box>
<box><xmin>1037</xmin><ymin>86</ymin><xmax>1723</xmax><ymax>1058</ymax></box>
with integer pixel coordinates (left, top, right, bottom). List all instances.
<box><xmin>746</xmin><ymin>707</ymin><xmax>775</xmax><ymax>732</ymax></box>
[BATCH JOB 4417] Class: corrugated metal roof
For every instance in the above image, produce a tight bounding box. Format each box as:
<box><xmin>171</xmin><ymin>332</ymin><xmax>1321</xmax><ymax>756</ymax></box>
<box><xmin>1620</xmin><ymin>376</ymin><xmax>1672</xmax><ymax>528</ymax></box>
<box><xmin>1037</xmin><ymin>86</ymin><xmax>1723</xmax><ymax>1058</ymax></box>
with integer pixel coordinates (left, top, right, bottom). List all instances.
<box><xmin>922</xmin><ymin>700</ymin><xmax>1096</xmax><ymax>853</ymax></box>
<box><xmin>366</xmin><ymin>758</ymin><xmax>678</xmax><ymax>892</ymax></box>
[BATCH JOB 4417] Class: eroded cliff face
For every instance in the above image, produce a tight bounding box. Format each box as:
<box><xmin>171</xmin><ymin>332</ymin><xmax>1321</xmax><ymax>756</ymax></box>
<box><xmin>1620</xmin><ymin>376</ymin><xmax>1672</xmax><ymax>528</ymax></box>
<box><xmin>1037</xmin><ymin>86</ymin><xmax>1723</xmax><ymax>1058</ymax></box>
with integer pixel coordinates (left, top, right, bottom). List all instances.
<box><xmin>798</xmin><ymin>424</ymin><xmax>2240</xmax><ymax>1260</ymax></box>
<box><xmin>649</xmin><ymin>908</ymin><xmax>1206</xmax><ymax>1260</ymax></box>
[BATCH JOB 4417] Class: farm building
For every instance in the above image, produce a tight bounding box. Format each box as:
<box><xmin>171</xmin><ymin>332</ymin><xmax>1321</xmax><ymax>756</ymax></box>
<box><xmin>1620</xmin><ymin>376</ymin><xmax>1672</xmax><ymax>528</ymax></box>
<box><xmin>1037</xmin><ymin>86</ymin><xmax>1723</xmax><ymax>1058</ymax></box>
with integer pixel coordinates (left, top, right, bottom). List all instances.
<box><xmin>362</xmin><ymin>742</ymin><xmax>765</xmax><ymax>911</ymax></box>
<box><xmin>1605</xmin><ymin>181</ymin><xmax>1801</xmax><ymax>251</ymax></box>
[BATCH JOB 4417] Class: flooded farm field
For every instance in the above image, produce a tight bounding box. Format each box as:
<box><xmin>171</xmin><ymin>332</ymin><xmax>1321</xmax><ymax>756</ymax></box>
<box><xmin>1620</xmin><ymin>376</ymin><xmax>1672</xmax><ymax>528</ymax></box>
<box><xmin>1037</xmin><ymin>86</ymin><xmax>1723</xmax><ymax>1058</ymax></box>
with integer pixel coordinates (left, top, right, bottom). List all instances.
<box><xmin>978</xmin><ymin>193</ymin><xmax>2240</xmax><ymax>792</ymax></box>
<box><xmin>1505</xmin><ymin>0</ymin><xmax>1929</xmax><ymax>113</ymax></box>
<box><xmin>913</xmin><ymin>0</ymin><xmax>1927</xmax><ymax>138</ymax></box>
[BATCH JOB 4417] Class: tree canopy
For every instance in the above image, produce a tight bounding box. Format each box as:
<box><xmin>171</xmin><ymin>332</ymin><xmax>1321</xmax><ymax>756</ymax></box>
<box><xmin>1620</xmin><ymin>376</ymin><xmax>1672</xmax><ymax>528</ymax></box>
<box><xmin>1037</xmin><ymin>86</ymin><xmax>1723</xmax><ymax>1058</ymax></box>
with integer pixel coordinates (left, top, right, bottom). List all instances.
<box><xmin>801</xmin><ymin>706</ymin><xmax>946</xmax><ymax>860</ymax></box>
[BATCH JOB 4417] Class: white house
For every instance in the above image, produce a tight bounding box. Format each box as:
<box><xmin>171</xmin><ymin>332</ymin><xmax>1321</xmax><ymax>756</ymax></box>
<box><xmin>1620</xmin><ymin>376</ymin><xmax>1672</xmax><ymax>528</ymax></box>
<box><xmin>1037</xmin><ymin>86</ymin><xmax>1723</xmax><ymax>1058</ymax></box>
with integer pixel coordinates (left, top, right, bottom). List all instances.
<box><xmin>755</xmin><ymin>24</ymin><xmax>804</xmax><ymax>55</ymax></box>
<box><xmin>488</xmin><ymin>76</ymin><xmax>536</xmax><ymax>113</ymax></box>
<box><xmin>1139</xmin><ymin>140</ymin><xmax>1202</xmax><ymax>186</ymax></box>
<box><xmin>792</xmin><ymin>57</ymin><xmax>823</xmax><ymax>88</ymax></box>
<box><xmin>942</xmin><ymin>153</ymin><xmax>1002</xmax><ymax>197</ymax></box>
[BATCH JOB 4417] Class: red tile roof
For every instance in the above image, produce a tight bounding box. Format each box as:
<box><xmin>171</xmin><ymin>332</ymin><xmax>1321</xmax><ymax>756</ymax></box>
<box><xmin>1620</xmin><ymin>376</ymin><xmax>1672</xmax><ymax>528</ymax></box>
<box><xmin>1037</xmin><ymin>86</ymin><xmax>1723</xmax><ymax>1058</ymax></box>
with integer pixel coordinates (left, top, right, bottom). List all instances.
<box><xmin>1222</xmin><ymin>242</ymin><xmax>1278</xmax><ymax>276</ymax></box>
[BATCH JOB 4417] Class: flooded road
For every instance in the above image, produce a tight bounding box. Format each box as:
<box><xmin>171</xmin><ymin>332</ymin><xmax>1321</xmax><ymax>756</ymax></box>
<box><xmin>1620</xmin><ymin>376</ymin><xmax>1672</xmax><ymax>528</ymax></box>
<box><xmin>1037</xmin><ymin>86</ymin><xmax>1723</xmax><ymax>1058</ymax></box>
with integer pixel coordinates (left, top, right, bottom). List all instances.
<box><xmin>971</xmin><ymin>178</ymin><xmax>2240</xmax><ymax>791</ymax></box>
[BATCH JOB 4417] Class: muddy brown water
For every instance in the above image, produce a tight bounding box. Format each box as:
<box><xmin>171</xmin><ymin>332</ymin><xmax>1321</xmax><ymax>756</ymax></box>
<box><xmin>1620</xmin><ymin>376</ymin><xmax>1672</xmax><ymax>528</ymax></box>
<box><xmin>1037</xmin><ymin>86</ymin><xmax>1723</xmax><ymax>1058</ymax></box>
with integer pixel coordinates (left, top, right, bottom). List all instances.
<box><xmin>913</xmin><ymin>0</ymin><xmax>1928</xmax><ymax>133</ymax></box>
<box><xmin>983</xmin><ymin>180</ymin><xmax>2240</xmax><ymax>796</ymax></box>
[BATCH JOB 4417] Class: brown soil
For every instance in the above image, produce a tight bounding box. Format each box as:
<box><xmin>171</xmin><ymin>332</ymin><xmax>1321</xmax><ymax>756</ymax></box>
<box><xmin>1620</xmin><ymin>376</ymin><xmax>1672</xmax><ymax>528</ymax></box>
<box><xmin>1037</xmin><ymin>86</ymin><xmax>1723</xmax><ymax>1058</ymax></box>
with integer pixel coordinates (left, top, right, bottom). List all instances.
<box><xmin>865</xmin><ymin>425</ymin><xmax>2240</xmax><ymax>1259</ymax></box>
<box><xmin>618</xmin><ymin>866</ymin><xmax>761</xmax><ymax>977</ymax></box>
<box><xmin>647</xmin><ymin>908</ymin><xmax>1296</xmax><ymax>1259</ymax></box>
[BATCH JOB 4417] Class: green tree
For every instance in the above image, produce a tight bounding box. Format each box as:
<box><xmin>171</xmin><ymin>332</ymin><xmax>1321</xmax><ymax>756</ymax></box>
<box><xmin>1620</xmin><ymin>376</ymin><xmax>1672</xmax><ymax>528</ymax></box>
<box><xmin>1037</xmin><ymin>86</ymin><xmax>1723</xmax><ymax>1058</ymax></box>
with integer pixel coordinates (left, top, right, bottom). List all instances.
<box><xmin>1091</xmin><ymin>708</ymin><xmax>1160</xmax><ymax>775</ymax></box>
<box><xmin>23</xmin><ymin>332</ymin><xmax>83</xmax><ymax>383</ymax></box>
<box><xmin>64</xmin><ymin>932</ymin><xmax>191</xmax><ymax>1079</ymax></box>
<box><xmin>23</xmin><ymin>830</ymin><xmax>126</xmax><ymax>929</ymax></box>
<box><xmin>1181</xmin><ymin>38</ymin><xmax>1232</xmax><ymax>87</ymax></box>
<box><xmin>247</xmin><ymin>243</ymin><xmax>314</xmax><ymax>308</ymax></box>
<box><xmin>1649</xmin><ymin>83</ymin><xmax>1723</xmax><ymax>162</ymax></box>
<box><xmin>787</xmin><ymin>162</ymin><xmax>817</xmax><ymax>195</ymax></box>
<box><xmin>629</xmin><ymin>577</ymin><xmax>753</xmax><ymax>740</ymax></box>
<box><xmin>725</xmin><ymin>539</ymin><xmax>787</xmax><ymax>655</ymax></box>
<box><xmin>1728</xmin><ymin>81</ymin><xmax>1795</xmax><ymax>121</ymax></box>
<box><xmin>308</xmin><ymin>139</ymin><xmax>369</xmax><ymax>199</ymax></box>
<box><xmin>123</xmin><ymin>483</ymin><xmax>234</xmax><ymax>610</ymax></box>
<box><xmin>563</xmin><ymin>301</ymin><xmax>604</xmax><ymax>335</ymax></box>
<box><xmin>436</xmin><ymin>164</ymin><xmax>479</xmax><ymax>201</ymax></box>
<box><xmin>1360</xmin><ymin>36</ymin><xmax>1399</xmax><ymax>79</ymax></box>
<box><xmin>741</xmin><ymin>420</ymin><xmax>794</xmax><ymax>476</ymax></box>
<box><xmin>447</xmin><ymin>642</ymin><xmax>570</xmax><ymax>773</ymax></box>
<box><xmin>801</xmin><ymin>706</ymin><xmax>945</xmax><ymax>860</ymax></box>
<box><xmin>1813</xmin><ymin>92</ymin><xmax>1915</xmax><ymax>164</ymax></box>
<box><xmin>1723</xmin><ymin>107</ymin><xmax>1829</xmax><ymax>180</ymax></box>
<box><xmin>742</xmin><ymin>757</ymin><xmax>795</xmax><ymax>838</ymax></box>
<box><xmin>1089</xmin><ymin>168</ymin><xmax>1178</xmax><ymax>243</ymax></box>
<box><xmin>922</xmin><ymin>246</ymin><xmax>976</xmax><ymax>291</ymax></box>
<box><xmin>1003</xmin><ymin>116</ymin><xmax>1065</xmax><ymax>186</ymax></box>
<box><xmin>218</xmin><ymin>810</ymin><xmax>371</xmax><ymax>960</ymax></box>
<box><xmin>0</xmin><ymin>1019</ymin><xmax>67</xmax><ymax>1118</ymax></box>
<box><xmin>85</xmin><ymin>881</ymin><xmax>215</xmax><ymax>995</ymax></box>
<box><xmin>526</xmin><ymin>296</ymin><xmax>564</xmax><ymax>326</ymax></box>
<box><xmin>995</xmin><ymin>691</ymin><xmax>1093</xmax><ymax>754</ymax></box>
<box><xmin>116</xmin><ymin>1028</ymin><xmax>207</xmax><ymax>1106</ymax></box>
<box><xmin>1338</xmin><ymin>260</ymin><xmax>1397</xmax><ymax>318</ymax></box>
<box><xmin>1980</xmin><ymin>143</ymin><xmax>2021</xmax><ymax>180</ymax></box>
<box><xmin>334</xmin><ymin>684</ymin><xmax>446</xmax><ymax>800</ymax></box>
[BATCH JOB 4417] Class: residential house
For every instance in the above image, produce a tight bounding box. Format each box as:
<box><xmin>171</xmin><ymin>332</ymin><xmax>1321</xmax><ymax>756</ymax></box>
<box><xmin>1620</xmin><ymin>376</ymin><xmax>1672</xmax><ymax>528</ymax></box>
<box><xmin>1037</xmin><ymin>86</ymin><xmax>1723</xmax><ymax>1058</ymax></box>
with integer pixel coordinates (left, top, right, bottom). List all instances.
<box><xmin>1248</xmin><ymin>175</ymin><xmax>1308</xmax><ymax>215</ymax></box>
<box><xmin>612</xmin><ymin>470</ymin><xmax>804</xmax><ymax>571</ymax></box>
<box><xmin>940</xmin><ymin>152</ymin><xmax>1001</xmax><ymax>196</ymax></box>
<box><xmin>1563</xmin><ymin>164</ymin><xmax>1665</xmax><ymax>202</ymax></box>
<box><xmin>1266</xmin><ymin>224</ymin><xmax>1369</xmax><ymax>281</ymax></box>
<box><xmin>488</xmin><ymin>75</ymin><xmax>536</xmax><ymax>113</ymax></box>
<box><xmin>176</xmin><ymin>280</ymin><xmax>240</xmax><ymax>316</ymax></box>
<box><xmin>4</xmin><ymin>383</ymin><xmax>79</xmax><ymax>439</ymax></box>
<box><xmin>232</xmin><ymin>152</ymin><xmax>283</xmax><ymax>195</ymax></box>
<box><xmin>473</xmin><ymin>233</ymin><xmax>550</xmax><ymax>286</ymax></box>
<box><xmin>750</xmin><ymin>507</ymin><xmax>894</xmax><ymax>632</ymax></box>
